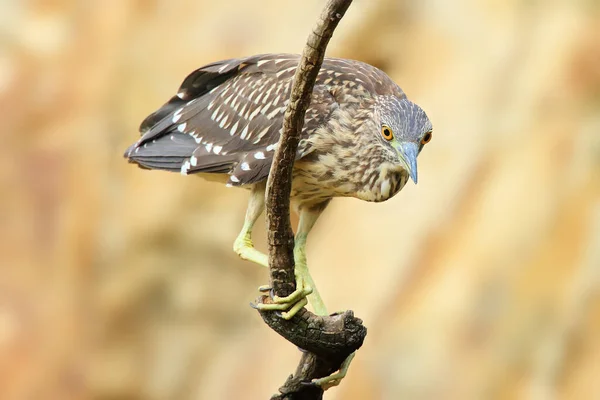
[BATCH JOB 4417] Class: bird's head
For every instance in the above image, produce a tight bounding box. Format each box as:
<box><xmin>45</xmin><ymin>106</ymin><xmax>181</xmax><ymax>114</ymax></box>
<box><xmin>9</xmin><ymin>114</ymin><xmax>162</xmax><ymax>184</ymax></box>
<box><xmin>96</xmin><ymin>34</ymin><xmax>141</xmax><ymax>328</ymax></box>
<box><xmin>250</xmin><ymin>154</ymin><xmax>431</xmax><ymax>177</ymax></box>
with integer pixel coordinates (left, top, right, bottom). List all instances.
<box><xmin>374</xmin><ymin>96</ymin><xmax>432</xmax><ymax>184</ymax></box>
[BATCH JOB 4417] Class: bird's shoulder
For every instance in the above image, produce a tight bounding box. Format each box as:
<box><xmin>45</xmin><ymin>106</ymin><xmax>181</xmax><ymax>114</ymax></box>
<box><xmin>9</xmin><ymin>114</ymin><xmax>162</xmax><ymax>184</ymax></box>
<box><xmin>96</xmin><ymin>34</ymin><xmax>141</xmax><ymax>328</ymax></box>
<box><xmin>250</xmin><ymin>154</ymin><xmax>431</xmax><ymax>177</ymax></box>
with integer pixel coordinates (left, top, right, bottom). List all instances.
<box><xmin>317</xmin><ymin>57</ymin><xmax>406</xmax><ymax>100</ymax></box>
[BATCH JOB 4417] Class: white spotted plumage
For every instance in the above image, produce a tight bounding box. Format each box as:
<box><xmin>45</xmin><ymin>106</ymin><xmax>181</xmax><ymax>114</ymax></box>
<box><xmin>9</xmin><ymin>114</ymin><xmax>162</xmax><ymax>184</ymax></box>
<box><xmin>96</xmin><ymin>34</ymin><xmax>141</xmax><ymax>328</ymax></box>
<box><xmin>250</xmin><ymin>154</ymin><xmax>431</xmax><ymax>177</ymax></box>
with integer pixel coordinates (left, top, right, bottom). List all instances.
<box><xmin>126</xmin><ymin>53</ymin><xmax>431</xmax><ymax>202</ymax></box>
<box><xmin>267</xmin><ymin>107</ymin><xmax>281</xmax><ymax>119</ymax></box>
<box><xmin>254</xmin><ymin>126</ymin><xmax>270</xmax><ymax>143</ymax></box>
<box><xmin>257</xmin><ymin>59</ymin><xmax>270</xmax><ymax>67</ymax></box>
<box><xmin>217</xmin><ymin>63</ymin><xmax>230</xmax><ymax>73</ymax></box>
<box><xmin>180</xmin><ymin>160</ymin><xmax>191</xmax><ymax>175</ymax></box>
<box><xmin>230</xmin><ymin>121</ymin><xmax>239</xmax><ymax>136</ymax></box>
<box><xmin>249</xmin><ymin>106</ymin><xmax>261</xmax><ymax>121</ymax></box>
<box><xmin>260</xmin><ymin>103</ymin><xmax>270</xmax><ymax>115</ymax></box>
<box><xmin>219</xmin><ymin>115</ymin><xmax>228</xmax><ymax>129</ymax></box>
<box><xmin>172</xmin><ymin>108</ymin><xmax>183</xmax><ymax>123</ymax></box>
<box><xmin>240</xmin><ymin>124</ymin><xmax>250</xmax><ymax>140</ymax></box>
<box><xmin>255</xmin><ymin>92</ymin><xmax>264</xmax><ymax>104</ymax></box>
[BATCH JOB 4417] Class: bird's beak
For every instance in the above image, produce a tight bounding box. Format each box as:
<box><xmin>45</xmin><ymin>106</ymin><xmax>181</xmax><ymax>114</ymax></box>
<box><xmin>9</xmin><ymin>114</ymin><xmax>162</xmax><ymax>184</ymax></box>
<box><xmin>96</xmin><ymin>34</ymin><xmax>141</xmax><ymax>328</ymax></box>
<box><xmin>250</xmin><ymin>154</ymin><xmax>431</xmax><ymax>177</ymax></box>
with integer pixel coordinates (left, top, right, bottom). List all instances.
<box><xmin>397</xmin><ymin>142</ymin><xmax>419</xmax><ymax>183</ymax></box>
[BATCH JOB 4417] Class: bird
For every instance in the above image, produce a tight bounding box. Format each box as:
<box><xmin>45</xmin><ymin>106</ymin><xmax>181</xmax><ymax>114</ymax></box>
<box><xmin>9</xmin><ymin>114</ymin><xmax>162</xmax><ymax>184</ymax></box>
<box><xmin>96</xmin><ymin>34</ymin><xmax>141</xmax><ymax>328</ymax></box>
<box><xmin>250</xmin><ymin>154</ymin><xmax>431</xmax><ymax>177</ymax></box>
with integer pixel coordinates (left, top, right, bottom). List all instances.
<box><xmin>124</xmin><ymin>53</ymin><xmax>432</xmax><ymax>322</ymax></box>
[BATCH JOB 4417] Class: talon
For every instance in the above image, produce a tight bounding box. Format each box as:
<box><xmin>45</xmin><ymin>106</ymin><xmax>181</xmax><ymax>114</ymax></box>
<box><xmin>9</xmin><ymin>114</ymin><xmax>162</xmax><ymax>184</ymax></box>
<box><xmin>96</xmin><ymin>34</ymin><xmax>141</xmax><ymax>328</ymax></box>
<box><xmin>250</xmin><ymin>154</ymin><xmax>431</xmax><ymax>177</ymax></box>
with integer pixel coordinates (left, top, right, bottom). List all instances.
<box><xmin>253</xmin><ymin>274</ymin><xmax>312</xmax><ymax>319</ymax></box>
<box><xmin>258</xmin><ymin>285</ymin><xmax>271</xmax><ymax>293</ymax></box>
<box><xmin>271</xmin><ymin>275</ymin><xmax>313</xmax><ymax>305</ymax></box>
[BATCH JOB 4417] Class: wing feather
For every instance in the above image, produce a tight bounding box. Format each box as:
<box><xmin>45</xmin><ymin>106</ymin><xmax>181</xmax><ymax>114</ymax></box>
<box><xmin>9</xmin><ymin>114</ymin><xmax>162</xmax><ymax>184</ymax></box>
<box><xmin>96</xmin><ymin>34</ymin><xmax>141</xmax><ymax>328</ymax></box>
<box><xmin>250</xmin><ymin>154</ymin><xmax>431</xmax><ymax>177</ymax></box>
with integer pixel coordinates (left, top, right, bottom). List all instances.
<box><xmin>125</xmin><ymin>54</ymin><xmax>400</xmax><ymax>185</ymax></box>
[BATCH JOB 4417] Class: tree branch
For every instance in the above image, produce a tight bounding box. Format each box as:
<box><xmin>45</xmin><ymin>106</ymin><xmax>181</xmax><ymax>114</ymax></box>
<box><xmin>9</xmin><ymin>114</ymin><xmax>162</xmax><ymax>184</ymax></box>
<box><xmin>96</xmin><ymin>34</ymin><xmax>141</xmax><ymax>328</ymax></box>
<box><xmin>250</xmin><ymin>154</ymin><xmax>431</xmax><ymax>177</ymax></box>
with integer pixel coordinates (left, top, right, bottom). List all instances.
<box><xmin>256</xmin><ymin>1</ymin><xmax>366</xmax><ymax>399</ymax></box>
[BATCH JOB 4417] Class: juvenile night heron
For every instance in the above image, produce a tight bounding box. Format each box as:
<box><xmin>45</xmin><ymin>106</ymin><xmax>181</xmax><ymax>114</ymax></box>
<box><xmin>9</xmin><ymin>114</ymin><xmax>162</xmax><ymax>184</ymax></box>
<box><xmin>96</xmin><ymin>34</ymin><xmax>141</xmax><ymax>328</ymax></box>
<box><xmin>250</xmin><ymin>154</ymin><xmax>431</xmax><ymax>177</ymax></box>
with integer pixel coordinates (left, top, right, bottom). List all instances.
<box><xmin>124</xmin><ymin>53</ymin><xmax>432</xmax><ymax>322</ymax></box>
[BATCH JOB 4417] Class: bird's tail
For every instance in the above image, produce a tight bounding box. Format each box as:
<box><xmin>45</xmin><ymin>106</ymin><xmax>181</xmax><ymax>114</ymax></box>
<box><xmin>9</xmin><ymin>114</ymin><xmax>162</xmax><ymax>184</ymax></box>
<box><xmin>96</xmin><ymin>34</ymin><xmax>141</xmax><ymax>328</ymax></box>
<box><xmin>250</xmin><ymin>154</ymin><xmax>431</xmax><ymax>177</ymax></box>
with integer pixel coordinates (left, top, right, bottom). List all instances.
<box><xmin>124</xmin><ymin>131</ymin><xmax>197</xmax><ymax>172</ymax></box>
<box><xmin>124</xmin><ymin>130</ymin><xmax>238</xmax><ymax>175</ymax></box>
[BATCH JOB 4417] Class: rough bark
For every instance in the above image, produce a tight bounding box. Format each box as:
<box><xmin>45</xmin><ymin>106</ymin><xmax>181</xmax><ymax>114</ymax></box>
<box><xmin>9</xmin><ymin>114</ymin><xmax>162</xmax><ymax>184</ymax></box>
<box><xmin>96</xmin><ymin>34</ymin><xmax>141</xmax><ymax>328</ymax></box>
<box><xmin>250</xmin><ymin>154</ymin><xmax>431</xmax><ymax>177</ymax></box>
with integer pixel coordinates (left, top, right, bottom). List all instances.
<box><xmin>256</xmin><ymin>1</ymin><xmax>367</xmax><ymax>399</ymax></box>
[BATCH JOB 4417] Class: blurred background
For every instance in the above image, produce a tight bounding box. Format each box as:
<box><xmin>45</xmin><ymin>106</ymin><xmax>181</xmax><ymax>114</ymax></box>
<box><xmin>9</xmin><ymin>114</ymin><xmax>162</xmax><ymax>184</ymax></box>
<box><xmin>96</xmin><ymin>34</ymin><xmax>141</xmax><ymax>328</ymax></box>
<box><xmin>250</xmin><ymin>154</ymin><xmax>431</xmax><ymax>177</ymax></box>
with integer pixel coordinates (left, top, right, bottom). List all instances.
<box><xmin>2</xmin><ymin>0</ymin><xmax>599</xmax><ymax>399</ymax></box>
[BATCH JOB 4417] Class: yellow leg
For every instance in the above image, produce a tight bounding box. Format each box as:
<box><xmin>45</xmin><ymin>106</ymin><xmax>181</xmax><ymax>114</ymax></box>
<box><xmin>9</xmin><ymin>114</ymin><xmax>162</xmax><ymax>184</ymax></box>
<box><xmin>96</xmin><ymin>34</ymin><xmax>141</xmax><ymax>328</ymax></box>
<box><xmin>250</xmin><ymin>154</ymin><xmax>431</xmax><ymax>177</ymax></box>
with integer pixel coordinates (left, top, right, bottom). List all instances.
<box><xmin>233</xmin><ymin>183</ymin><xmax>269</xmax><ymax>268</ymax></box>
<box><xmin>311</xmin><ymin>352</ymin><xmax>355</xmax><ymax>390</ymax></box>
<box><xmin>293</xmin><ymin>208</ymin><xmax>327</xmax><ymax>316</ymax></box>
<box><xmin>295</xmin><ymin>207</ymin><xmax>355</xmax><ymax>390</ymax></box>
<box><xmin>242</xmin><ymin>200</ymin><xmax>354</xmax><ymax>389</ymax></box>
<box><xmin>256</xmin><ymin>206</ymin><xmax>324</xmax><ymax>319</ymax></box>
<box><xmin>236</xmin><ymin>184</ymin><xmax>311</xmax><ymax>316</ymax></box>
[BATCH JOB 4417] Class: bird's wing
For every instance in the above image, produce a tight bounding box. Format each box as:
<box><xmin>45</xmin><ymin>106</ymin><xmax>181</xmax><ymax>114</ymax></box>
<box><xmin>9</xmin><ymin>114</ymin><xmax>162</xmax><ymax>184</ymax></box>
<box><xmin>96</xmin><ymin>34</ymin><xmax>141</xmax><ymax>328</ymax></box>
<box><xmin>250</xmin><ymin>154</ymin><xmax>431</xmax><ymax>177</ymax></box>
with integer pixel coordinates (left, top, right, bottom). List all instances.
<box><xmin>124</xmin><ymin>54</ymin><xmax>401</xmax><ymax>186</ymax></box>
<box><xmin>125</xmin><ymin>54</ymin><xmax>340</xmax><ymax>185</ymax></box>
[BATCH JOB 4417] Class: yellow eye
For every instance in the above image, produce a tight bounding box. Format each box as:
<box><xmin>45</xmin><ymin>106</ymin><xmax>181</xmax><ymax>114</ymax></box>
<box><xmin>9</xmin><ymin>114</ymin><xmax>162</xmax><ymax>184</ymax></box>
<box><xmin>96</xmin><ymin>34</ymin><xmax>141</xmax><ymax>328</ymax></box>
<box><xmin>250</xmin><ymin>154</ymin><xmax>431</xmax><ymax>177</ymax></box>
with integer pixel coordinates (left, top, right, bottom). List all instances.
<box><xmin>381</xmin><ymin>126</ymin><xmax>394</xmax><ymax>141</ymax></box>
<box><xmin>421</xmin><ymin>131</ymin><xmax>432</xmax><ymax>145</ymax></box>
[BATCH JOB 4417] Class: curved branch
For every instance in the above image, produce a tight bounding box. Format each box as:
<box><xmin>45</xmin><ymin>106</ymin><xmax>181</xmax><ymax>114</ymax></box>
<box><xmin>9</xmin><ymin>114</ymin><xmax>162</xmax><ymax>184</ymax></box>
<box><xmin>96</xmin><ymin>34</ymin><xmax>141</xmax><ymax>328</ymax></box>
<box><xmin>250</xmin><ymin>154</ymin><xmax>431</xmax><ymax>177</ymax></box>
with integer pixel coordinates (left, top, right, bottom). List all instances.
<box><xmin>257</xmin><ymin>1</ymin><xmax>367</xmax><ymax>399</ymax></box>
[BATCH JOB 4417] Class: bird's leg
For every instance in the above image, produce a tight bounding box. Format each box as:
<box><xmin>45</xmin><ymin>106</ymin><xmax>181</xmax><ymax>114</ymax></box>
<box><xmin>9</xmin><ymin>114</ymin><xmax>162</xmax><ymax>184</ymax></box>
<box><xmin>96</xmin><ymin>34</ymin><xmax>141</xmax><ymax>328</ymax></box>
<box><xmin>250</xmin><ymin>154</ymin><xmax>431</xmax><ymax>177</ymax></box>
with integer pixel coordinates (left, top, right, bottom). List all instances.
<box><xmin>254</xmin><ymin>202</ymin><xmax>355</xmax><ymax>389</ymax></box>
<box><xmin>294</xmin><ymin>206</ymin><xmax>355</xmax><ymax>391</ymax></box>
<box><xmin>254</xmin><ymin>205</ymin><xmax>324</xmax><ymax>317</ymax></box>
<box><xmin>258</xmin><ymin>206</ymin><xmax>324</xmax><ymax>318</ymax></box>
<box><xmin>233</xmin><ymin>183</ymin><xmax>269</xmax><ymax>269</ymax></box>
<box><xmin>311</xmin><ymin>352</ymin><xmax>355</xmax><ymax>390</ymax></box>
<box><xmin>256</xmin><ymin>205</ymin><xmax>328</xmax><ymax>317</ymax></box>
<box><xmin>289</xmin><ymin>207</ymin><xmax>327</xmax><ymax>316</ymax></box>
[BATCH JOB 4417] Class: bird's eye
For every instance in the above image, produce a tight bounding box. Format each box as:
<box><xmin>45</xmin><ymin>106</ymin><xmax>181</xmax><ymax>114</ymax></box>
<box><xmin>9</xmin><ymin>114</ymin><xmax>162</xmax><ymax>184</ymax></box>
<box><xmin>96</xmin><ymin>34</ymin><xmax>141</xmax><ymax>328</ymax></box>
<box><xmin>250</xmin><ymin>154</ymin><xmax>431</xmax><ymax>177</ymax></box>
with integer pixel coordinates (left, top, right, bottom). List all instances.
<box><xmin>421</xmin><ymin>131</ymin><xmax>432</xmax><ymax>145</ymax></box>
<box><xmin>381</xmin><ymin>126</ymin><xmax>394</xmax><ymax>141</ymax></box>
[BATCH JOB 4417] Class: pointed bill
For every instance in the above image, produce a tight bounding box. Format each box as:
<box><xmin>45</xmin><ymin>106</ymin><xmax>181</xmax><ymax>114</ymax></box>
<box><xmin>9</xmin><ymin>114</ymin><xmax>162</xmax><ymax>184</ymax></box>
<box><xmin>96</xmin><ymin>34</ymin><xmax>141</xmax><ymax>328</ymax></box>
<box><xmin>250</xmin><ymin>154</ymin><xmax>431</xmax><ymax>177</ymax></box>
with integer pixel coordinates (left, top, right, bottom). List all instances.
<box><xmin>398</xmin><ymin>142</ymin><xmax>419</xmax><ymax>183</ymax></box>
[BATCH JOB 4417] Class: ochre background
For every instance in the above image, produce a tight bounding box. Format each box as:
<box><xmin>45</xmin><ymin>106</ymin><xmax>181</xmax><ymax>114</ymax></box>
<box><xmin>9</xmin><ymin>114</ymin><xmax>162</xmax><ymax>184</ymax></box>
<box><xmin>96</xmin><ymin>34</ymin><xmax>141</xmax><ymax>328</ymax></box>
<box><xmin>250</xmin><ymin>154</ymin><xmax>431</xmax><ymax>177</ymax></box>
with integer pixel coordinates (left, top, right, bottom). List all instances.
<box><xmin>2</xmin><ymin>1</ymin><xmax>599</xmax><ymax>399</ymax></box>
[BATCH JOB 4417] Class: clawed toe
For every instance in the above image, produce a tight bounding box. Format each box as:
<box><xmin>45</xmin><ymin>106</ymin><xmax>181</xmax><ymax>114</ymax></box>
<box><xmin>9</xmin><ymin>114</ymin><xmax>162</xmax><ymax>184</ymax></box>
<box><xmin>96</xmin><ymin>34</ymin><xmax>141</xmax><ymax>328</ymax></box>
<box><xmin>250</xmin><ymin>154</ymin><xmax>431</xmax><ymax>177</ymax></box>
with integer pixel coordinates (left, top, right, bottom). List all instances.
<box><xmin>280</xmin><ymin>297</ymin><xmax>308</xmax><ymax>319</ymax></box>
<box><xmin>258</xmin><ymin>285</ymin><xmax>272</xmax><ymax>293</ymax></box>
<box><xmin>253</xmin><ymin>275</ymin><xmax>312</xmax><ymax>320</ymax></box>
<box><xmin>308</xmin><ymin>352</ymin><xmax>355</xmax><ymax>390</ymax></box>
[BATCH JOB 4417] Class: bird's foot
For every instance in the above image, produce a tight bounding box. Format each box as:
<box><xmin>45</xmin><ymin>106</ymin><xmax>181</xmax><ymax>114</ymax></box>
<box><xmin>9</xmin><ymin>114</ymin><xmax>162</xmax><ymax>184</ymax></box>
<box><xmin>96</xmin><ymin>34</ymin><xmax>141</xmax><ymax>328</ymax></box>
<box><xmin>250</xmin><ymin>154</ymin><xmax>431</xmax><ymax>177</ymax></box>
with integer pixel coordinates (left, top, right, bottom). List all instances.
<box><xmin>309</xmin><ymin>352</ymin><xmax>355</xmax><ymax>390</ymax></box>
<box><xmin>253</xmin><ymin>273</ymin><xmax>313</xmax><ymax>320</ymax></box>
